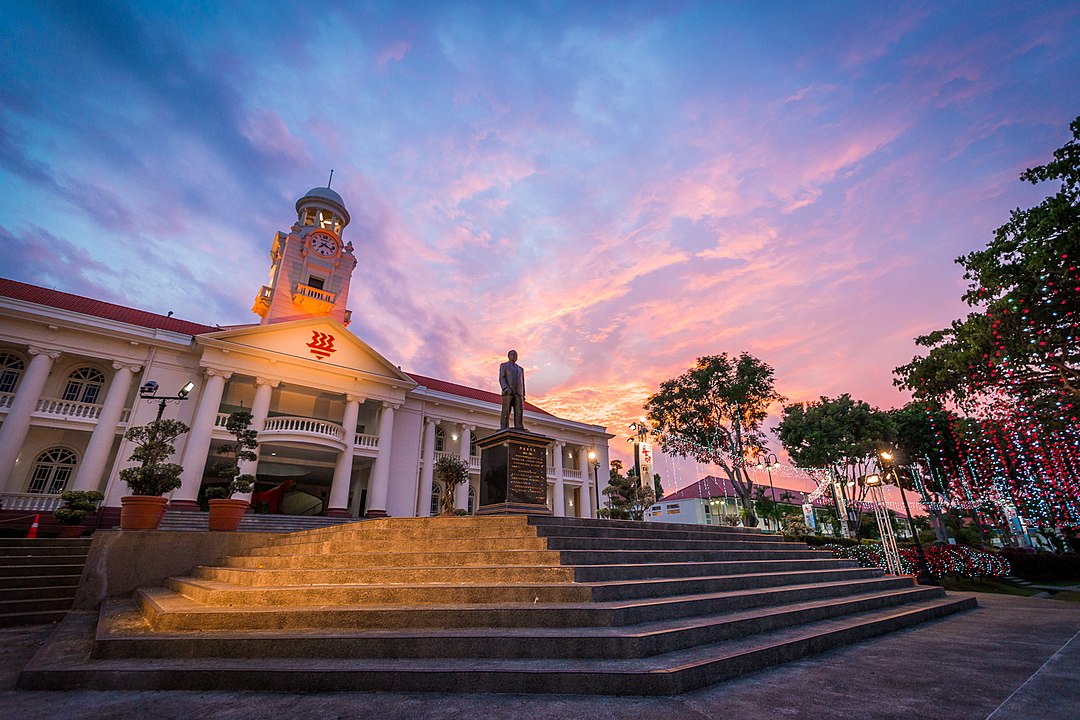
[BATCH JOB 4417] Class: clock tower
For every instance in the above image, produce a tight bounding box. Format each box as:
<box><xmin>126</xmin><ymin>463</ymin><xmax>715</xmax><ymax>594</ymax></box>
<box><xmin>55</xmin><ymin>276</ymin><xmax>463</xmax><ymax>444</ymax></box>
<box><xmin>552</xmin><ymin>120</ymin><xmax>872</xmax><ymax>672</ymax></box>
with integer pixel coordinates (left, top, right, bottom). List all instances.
<box><xmin>252</xmin><ymin>185</ymin><xmax>358</xmax><ymax>326</ymax></box>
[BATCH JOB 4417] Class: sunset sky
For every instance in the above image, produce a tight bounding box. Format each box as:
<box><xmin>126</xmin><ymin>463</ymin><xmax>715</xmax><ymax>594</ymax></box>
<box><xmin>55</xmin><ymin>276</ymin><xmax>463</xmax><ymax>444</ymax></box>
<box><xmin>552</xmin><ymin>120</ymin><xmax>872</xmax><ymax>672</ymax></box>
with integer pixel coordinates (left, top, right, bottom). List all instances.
<box><xmin>2</xmin><ymin>1</ymin><xmax>1079</xmax><ymax>493</ymax></box>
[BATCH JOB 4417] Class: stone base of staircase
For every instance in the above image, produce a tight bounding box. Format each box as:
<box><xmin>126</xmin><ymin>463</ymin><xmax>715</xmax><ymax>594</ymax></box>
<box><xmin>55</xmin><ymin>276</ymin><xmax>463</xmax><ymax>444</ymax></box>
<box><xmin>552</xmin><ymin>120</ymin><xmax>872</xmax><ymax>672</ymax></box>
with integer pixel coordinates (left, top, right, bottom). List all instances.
<box><xmin>18</xmin><ymin>516</ymin><xmax>976</xmax><ymax>695</ymax></box>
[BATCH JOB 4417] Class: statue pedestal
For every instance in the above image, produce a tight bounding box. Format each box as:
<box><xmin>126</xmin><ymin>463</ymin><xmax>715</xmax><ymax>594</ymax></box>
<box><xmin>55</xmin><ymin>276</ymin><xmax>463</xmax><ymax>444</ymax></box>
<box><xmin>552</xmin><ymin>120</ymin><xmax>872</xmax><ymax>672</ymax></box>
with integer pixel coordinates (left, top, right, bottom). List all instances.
<box><xmin>476</xmin><ymin>428</ymin><xmax>552</xmax><ymax>516</ymax></box>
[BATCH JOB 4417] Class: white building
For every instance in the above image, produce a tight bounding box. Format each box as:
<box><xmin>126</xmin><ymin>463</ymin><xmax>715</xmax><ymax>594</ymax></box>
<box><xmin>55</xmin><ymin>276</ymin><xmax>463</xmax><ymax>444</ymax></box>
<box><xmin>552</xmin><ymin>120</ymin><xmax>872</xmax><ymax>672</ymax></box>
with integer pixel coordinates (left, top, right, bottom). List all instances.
<box><xmin>0</xmin><ymin>186</ymin><xmax>612</xmax><ymax>523</ymax></box>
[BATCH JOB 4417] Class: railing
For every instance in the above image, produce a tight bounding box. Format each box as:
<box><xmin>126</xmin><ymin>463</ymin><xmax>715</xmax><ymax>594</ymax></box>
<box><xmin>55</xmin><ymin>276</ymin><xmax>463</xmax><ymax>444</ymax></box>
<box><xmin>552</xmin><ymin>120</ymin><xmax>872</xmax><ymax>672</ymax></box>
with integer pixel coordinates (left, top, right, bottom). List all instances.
<box><xmin>0</xmin><ymin>392</ymin><xmax>13</xmax><ymax>411</ymax></box>
<box><xmin>214</xmin><ymin>412</ymin><xmax>231</xmax><ymax>428</ymax></box>
<box><xmin>294</xmin><ymin>283</ymin><xmax>336</xmax><ymax>305</ymax></box>
<box><xmin>434</xmin><ymin>450</ymin><xmax>457</xmax><ymax>463</ymax></box>
<box><xmin>563</xmin><ymin>468</ymin><xmax>583</xmax><ymax>480</ymax></box>
<box><xmin>262</xmin><ymin>416</ymin><xmax>345</xmax><ymax>442</ymax></box>
<box><xmin>258</xmin><ymin>285</ymin><xmax>273</xmax><ymax>300</ymax></box>
<box><xmin>0</xmin><ymin>493</ymin><xmax>62</xmax><ymax>511</ymax></box>
<box><xmin>469</xmin><ymin>454</ymin><xmax>480</xmax><ymax>471</ymax></box>
<box><xmin>355</xmin><ymin>433</ymin><xmax>379</xmax><ymax>448</ymax></box>
<box><xmin>35</xmin><ymin>397</ymin><xmax>103</xmax><ymax>420</ymax></box>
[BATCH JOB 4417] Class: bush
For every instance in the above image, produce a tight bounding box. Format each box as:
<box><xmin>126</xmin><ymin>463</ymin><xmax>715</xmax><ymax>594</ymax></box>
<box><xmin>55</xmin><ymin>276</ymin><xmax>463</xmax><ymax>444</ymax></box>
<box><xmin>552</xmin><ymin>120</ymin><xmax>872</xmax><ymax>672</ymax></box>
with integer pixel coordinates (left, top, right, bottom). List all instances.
<box><xmin>1001</xmin><ymin>548</ymin><xmax>1080</xmax><ymax>582</ymax></box>
<box><xmin>119</xmin><ymin>420</ymin><xmax>190</xmax><ymax>496</ymax></box>
<box><xmin>824</xmin><ymin>542</ymin><xmax>1010</xmax><ymax>578</ymax></box>
<box><xmin>53</xmin><ymin>490</ymin><xmax>104</xmax><ymax>525</ymax></box>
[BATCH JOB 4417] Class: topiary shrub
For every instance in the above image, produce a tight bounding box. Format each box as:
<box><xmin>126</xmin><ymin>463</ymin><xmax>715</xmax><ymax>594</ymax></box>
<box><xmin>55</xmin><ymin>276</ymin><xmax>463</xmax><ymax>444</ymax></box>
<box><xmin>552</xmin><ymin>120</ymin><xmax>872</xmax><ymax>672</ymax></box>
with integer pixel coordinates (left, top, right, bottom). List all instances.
<box><xmin>52</xmin><ymin>490</ymin><xmax>104</xmax><ymax>525</ymax></box>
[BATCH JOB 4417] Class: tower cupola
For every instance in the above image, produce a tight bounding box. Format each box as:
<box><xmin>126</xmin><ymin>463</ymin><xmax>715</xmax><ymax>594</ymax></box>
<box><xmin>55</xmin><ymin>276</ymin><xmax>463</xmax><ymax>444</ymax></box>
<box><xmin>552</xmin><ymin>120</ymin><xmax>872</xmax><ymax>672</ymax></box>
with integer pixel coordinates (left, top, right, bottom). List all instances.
<box><xmin>252</xmin><ymin>183</ymin><xmax>358</xmax><ymax>327</ymax></box>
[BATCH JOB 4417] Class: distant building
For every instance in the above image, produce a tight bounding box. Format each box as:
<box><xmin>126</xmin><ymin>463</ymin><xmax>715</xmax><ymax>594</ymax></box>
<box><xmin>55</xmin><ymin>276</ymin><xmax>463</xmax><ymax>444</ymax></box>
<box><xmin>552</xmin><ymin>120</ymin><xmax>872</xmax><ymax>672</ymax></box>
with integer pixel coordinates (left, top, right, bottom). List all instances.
<box><xmin>647</xmin><ymin>475</ymin><xmax>831</xmax><ymax>530</ymax></box>
<box><xmin>0</xmin><ymin>185</ymin><xmax>612</xmax><ymax>523</ymax></box>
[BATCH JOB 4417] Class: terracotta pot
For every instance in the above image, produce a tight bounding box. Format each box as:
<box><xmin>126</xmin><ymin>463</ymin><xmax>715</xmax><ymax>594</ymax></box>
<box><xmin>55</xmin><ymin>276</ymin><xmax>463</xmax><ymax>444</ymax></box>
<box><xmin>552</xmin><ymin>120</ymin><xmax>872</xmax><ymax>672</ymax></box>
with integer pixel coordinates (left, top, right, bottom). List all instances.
<box><xmin>58</xmin><ymin>525</ymin><xmax>86</xmax><ymax>538</ymax></box>
<box><xmin>119</xmin><ymin>495</ymin><xmax>168</xmax><ymax>530</ymax></box>
<box><xmin>208</xmin><ymin>498</ymin><xmax>249</xmax><ymax>531</ymax></box>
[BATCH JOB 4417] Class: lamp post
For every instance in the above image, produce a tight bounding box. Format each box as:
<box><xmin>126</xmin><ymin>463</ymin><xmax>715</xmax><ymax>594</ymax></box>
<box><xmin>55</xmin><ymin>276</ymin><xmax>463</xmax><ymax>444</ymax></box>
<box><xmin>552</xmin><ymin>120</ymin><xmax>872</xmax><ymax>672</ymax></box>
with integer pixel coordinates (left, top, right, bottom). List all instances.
<box><xmin>880</xmin><ymin>450</ymin><xmax>938</xmax><ymax>585</ymax></box>
<box><xmin>755</xmin><ymin>452</ymin><xmax>780</xmax><ymax>531</ymax></box>
<box><xmin>588</xmin><ymin>449</ymin><xmax>601</xmax><ymax>515</ymax></box>
<box><xmin>628</xmin><ymin>419</ymin><xmax>649</xmax><ymax>488</ymax></box>
<box><xmin>139</xmin><ymin>380</ymin><xmax>195</xmax><ymax>422</ymax></box>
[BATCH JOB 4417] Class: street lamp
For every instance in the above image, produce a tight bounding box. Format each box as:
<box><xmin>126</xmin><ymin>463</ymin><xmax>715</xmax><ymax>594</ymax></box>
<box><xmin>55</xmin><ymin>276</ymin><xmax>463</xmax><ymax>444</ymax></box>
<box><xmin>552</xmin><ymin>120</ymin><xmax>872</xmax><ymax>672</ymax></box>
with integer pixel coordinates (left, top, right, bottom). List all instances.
<box><xmin>755</xmin><ymin>452</ymin><xmax>780</xmax><ymax>530</ymax></box>
<box><xmin>880</xmin><ymin>450</ymin><xmax>938</xmax><ymax>586</ymax></box>
<box><xmin>139</xmin><ymin>380</ymin><xmax>195</xmax><ymax>422</ymax></box>
<box><xmin>588</xmin><ymin>449</ymin><xmax>601</xmax><ymax>515</ymax></box>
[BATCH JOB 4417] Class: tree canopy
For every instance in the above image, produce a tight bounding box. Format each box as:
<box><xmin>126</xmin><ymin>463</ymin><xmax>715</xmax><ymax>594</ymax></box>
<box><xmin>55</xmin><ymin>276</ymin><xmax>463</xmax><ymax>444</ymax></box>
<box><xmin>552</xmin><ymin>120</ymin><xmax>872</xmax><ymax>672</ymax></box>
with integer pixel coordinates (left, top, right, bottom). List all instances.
<box><xmin>896</xmin><ymin>116</ymin><xmax>1080</xmax><ymax>413</ymax></box>
<box><xmin>645</xmin><ymin>353</ymin><xmax>784</xmax><ymax>525</ymax></box>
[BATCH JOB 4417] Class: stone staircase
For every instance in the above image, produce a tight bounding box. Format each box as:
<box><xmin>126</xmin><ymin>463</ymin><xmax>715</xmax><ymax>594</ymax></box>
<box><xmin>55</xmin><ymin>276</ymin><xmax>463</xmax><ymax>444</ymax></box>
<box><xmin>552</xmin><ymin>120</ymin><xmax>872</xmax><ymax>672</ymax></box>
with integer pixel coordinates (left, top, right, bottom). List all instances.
<box><xmin>19</xmin><ymin>516</ymin><xmax>976</xmax><ymax>694</ymax></box>
<box><xmin>0</xmin><ymin>538</ymin><xmax>91</xmax><ymax>627</ymax></box>
<box><xmin>157</xmin><ymin>509</ymin><xmax>361</xmax><ymax>533</ymax></box>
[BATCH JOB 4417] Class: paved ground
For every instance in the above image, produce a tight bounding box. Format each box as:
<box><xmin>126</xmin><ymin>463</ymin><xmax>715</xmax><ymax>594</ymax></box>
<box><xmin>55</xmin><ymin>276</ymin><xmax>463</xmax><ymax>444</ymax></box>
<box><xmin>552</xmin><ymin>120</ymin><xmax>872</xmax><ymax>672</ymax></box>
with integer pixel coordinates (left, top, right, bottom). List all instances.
<box><xmin>0</xmin><ymin>593</ymin><xmax>1077</xmax><ymax>720</ymax></box>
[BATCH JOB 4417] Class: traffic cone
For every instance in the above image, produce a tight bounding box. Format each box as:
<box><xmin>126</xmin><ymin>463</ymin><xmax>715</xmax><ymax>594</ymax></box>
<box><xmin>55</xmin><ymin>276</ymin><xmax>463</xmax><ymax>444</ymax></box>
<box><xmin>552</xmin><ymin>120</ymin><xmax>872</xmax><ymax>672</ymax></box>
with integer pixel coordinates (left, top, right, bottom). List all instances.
<box><xmin>26</xmin><ymin>514</ymin><xmax>40</xmax><ymax>539</ymax></box>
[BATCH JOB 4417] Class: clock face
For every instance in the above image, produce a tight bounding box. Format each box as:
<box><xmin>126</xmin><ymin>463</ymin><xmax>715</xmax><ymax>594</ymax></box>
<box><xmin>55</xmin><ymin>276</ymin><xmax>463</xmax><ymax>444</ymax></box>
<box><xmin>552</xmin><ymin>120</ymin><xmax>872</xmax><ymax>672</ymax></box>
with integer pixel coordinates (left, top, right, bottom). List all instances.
<box><xmin>309</xmin><ymin>232</ymin><xmax>340</xmax><ymax>257</ymax></box>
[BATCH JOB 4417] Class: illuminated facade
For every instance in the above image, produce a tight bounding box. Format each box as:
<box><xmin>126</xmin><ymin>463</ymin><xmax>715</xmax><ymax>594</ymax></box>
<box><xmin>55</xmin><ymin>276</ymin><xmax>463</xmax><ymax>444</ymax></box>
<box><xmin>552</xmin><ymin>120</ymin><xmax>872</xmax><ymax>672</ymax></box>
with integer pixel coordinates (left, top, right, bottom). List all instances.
<box><xmin>0</xmin><ymin>186</ymin><xmax>611</xmax><ymax>520</ymax></box>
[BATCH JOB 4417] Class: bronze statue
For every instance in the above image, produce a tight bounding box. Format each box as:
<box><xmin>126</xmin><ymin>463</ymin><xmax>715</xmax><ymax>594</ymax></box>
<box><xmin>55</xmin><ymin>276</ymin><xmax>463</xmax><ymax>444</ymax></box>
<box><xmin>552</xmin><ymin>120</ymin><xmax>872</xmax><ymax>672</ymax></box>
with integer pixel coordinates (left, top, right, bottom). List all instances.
<box><xmin>499</xmin><ymin>349</ymin><xmax>525</xmax><ymax>429</ymax></box>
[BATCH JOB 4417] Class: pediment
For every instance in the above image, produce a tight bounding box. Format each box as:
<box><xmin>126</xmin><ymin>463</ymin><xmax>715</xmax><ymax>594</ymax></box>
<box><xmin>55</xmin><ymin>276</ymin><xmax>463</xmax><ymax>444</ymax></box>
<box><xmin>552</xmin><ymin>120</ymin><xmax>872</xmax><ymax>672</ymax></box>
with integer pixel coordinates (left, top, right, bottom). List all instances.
<box><xmin>198</xmin><ymin>318</ymin><xmax>414</xmax><ymax>385</ymax></box>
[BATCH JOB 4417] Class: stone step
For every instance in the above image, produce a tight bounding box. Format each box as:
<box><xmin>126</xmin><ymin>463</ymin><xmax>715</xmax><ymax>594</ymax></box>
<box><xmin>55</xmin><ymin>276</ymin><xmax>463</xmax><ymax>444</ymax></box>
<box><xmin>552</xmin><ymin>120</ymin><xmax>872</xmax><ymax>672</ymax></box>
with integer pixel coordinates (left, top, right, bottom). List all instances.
<box><xmin>136</xmin><ymin>575</ymin><xmax>914</xmax><ymax>632</ymax></box>
<box><xmin>256</xmin><ymin>535</ymin><xmax>552</xmax><ymax>555</ymax></box>
<box><xmin>0</xmin><ymin>584</ymin><xmax>79</xmax><ymax>602</ymax></box>
<box><xmin>193</xmin><ymin>557</ymin><xmax>856</xmax><ymax>587</ymax></box>
<box><xmin>0</xmin><ymin>554</ymin><xmax>91</xmax><ymax>566</ymax></box>
<box><xmin>20</xmin><ymin>596</ymin><xmax>976</xmax><ymax>693</ymax></box>
<box><xmin>0</xmin><ymin>574</ymin><xmax>84</xmax><ymax>589</ymax></box>
<box><xmin>532</xmin><ymin>524</ymin><xmax>774</xmax><ymax>541</ymax></box>
<box><xmin>0</xmin><ymin>609</ymin><xmax>69</xmax><ymax>628</ymax></box>
<box><xmin>543</xmin><ymin>537</ymin><xmax>802</xmax><ymax>551</ymax></box>
<box><xmin>96</xmin><ymin>585</ymin><xmax>945</xmax><ymax>661</ymax></box>
<box><xmin>221</xmin><ymin>549</ymin><xmax>565</xmax><ymax>569</ymax></box>
<box><xmin>0</xmin><ymin>545</ymin><xmax>91</xmax><ymax>557</ymax></box>
<box><xmin>0</xmin><ymin>562</ymin><xmax>86</xmax><ymax>576</ymax></box>
<box><xmin>0</xmin><ymin>539</ymin><xmax>93</xmax><ymax>548</ymax></box>
<box><xmin>0</xmin><ymin>596</ymin><xmax>75</xmax><ymax>614</ymax></box>
<box><xmin>555</xmin><ymin>548</ymin><xmax>834</xmax><ymax>565</ymax></box>
<box><xmin>529</xmin><ymin>515</ymin><xmax>766</xmax><ymax>536</ymax></box>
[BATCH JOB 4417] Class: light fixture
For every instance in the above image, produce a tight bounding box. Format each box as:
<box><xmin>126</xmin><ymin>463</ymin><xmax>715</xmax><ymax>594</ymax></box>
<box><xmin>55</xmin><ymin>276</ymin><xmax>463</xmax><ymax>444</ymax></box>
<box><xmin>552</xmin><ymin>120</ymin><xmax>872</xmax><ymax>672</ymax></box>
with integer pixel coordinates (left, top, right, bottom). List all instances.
<box><xmin>864</xmin><ymin>473</ymin><xmax>883</xmax><ymax>487</ymax></box>
<box><xmin>880</xmin><ymin>450</ymin><xmax>894</xmax><ymax>461</ymax></box>
<box><xmin>588</xmin><ymin>450</ymin><xmax>597</xmax><ymax>462</ymax></box>
<box><xmin>179</xmin><ymin>381</ymin><xmax>195</xmax><ymax>398</ymax></box>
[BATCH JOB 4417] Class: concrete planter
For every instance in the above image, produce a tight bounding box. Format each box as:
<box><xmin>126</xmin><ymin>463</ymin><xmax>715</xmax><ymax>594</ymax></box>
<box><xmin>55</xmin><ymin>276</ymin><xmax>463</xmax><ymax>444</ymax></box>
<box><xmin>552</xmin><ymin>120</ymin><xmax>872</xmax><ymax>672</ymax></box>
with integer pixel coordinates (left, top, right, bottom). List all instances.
<box><xmin>57</xmin><ymin>525</ymin><xmax>86</xmax><ymax>538</ymax></box>
<box><xmin>208</xmin><ymin>499</ymin><xmax>249</xmax><ymax>531</ymax></box>
<box><xmin>119</xmin><ymin>496</ymin><xmax>168</xmax><ymax>530</ymax></box>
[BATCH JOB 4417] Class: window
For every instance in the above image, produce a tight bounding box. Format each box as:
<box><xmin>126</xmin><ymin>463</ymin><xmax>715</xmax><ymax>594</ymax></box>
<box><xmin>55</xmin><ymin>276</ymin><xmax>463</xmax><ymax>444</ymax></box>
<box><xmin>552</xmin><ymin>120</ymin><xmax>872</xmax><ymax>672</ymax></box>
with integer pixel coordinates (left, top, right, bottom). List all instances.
<box><xmin>27</xmin><ymin>447</ymin><xmax>77</xmax><ymax>494</ymax></box>
<box><xmin>307</xmin><ymin>276</ymin><xmax>325</xmax><ymax>290</ymax></box>
<box><xmin>318</xmin><ymin>210</ymin><xmax>337</xmax><ymax>231</ymax></box>
<box><xmin>430</xmin><ymin>483</ymin><xmax>442</xmax><ymax>516</ymax></box>
<box><xmin>0</xmin><ymin>352</ymin><xmax>24</xmax><ymax>394</ymax></box>
<box><xmin>302</xmin><ymin>207</ymin><xmax>317</xmax><ymax>226</ymax></box>
<box><xmin>469</xmin><ymin>434</ymin><xmax>478</xmax><ymax>457</ymax></box>
<box><xmin>62</xmin><ymin>367</ymin><xmax>106</xmax><ymax>404</ymax></box>
<box><xmin>468</xmin><ymin>484</ymin><xmax>476</xmax><ymax>514</ymax></box>
<box><xmin>434</xmin><ymin>425</ymin><xmax>445</xmax><ymax>452</ymax></box>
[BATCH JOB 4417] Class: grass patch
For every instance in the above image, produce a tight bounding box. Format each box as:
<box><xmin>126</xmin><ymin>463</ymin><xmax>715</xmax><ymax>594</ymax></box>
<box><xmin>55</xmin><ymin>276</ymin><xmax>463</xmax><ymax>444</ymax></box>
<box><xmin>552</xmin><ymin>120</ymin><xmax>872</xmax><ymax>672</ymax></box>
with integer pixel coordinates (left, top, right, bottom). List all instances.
<box><xmin>939</xmin><ymin>577</ymin><xmax>1040</xmax><ymax>597</ymax></box>
<box><xmin>1050</xmin><ymin>591</ymin><xmax>1080</xmax><ymax>603</ymax></box>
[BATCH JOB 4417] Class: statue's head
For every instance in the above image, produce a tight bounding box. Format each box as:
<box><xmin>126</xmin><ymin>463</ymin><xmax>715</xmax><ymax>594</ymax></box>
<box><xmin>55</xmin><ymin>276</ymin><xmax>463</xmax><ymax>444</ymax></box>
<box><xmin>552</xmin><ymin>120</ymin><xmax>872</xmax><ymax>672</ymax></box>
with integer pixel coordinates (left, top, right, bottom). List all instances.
<box><xmin>507</xmin><ymin>349</ymin><xmax>518</xmax><ymax>362</ymax></box>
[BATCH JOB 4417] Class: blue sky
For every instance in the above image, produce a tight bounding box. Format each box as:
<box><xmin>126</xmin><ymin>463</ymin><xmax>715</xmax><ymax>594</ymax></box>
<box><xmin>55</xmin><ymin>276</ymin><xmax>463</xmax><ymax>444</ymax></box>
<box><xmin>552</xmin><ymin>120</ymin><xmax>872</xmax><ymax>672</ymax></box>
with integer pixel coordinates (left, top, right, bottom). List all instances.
<box><xmin>2</xmin><ymin>1</ymin><xmax>1078</xmax><ymax>484</ymax></box>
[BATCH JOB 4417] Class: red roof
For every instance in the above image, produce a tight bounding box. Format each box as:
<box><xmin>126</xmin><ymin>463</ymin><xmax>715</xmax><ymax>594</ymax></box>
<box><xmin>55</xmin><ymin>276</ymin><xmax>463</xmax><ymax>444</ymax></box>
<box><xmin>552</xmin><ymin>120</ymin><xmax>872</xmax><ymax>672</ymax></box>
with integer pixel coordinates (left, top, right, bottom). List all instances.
<box><xmin>0</xmin><ymin>277</ymin><xmax>216</xmax><ymax>336</ymax></box>
<box><xmin>665</xmin><ymin>475</ymin><xmax>831</xmax><ymax>507</ymax></box>
<box><xmin>405</xmin><ymin>372</ymin><xmax>553</xmax><ymax>416</ymax></box>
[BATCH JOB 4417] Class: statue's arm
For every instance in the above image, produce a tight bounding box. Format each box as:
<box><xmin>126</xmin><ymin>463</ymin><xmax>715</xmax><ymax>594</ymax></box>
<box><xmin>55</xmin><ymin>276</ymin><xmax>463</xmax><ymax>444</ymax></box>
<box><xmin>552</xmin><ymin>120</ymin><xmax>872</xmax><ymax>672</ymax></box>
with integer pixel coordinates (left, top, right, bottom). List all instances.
<box><xmin>499</xmin><ymin>364</ymin><xmax>511</xmax><ymax>394</ymax></box>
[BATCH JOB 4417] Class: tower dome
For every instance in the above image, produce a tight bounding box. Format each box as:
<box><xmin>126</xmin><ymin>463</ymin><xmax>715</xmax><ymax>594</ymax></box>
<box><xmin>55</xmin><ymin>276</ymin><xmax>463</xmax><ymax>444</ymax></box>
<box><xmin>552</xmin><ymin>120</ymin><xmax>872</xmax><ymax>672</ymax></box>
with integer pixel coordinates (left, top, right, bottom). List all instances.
<box><xmin>296</xmin><ymin>185</ymin><xmax>350</xmax><ymax>233</ymax></box>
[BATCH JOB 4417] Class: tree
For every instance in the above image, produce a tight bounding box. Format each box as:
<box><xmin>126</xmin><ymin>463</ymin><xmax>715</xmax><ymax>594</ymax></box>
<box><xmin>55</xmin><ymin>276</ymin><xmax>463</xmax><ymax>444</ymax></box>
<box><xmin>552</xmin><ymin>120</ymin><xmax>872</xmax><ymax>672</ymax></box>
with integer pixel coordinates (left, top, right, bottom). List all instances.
<box><xmin>204</xmin><ymin>411</ymin><xmax>258</xmax><ymax>500</ymax></box>
<box><xmin>601</xmin><ymin>460</ymin><xmax>652</xmax><ymax>520</ymax></box>
<box><xmin>775</xmin><ymin>394</ymin><xmax>893</xmax><ymax>536</ymax></box>
<box><xmin>434</xmin><ymin>455</ymin><xmax>470</xmax><ymax>515</ymax></box>
<box><xmin>119</xmin><ymin>419</ymin><xmax>190</xmax><ymax>496</ymax></box>
<box><xmin>653</xmin><ymin>473</ymin><xmax>665</xmax><ymax>501</ymax></box>
<box><xmin>896</xmin><ymin>116</ymin><xmax>1080</xmax><ymax>411</ymax></box>
<box><xmin>645</xmin><ymin>353</ymin><xmax>784</xmax><ymax>526</ymax></box>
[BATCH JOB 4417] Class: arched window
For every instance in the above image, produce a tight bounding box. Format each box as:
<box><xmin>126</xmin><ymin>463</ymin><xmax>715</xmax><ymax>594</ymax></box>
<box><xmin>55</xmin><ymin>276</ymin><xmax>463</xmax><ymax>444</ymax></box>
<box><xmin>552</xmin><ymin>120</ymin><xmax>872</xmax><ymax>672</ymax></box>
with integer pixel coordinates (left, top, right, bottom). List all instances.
<box><xmin>434</xmin><ymin>425</ymin><xmax>446</xmax><ymax>452</ymax></box>
<box><xmin>468</xmin><ymin>484</ymin><xmax>476</xmax><ymax>514</ymax></box>
<box><xmin>0</xmin><ymin>352</ymin><xmax>25</xmax><ymax>394</ymax></box>
<box><xmin>62</xmin><ymin>367</ymin><xmax>106</xmax><ymax>404</ymax></box>
<box><xmin>469</xmin><ymin>434</ymin><xmax>478</xmax><ymax>458</ymax></box>
<box><xmin>430</xmin><ymin>482</ymin><xmax>442</xmax><ymax>516</ymax></box>
<box><xmin>27</xmin><ymin>447</ymin><xmax>77</xmax><ymax>494</ymax></box>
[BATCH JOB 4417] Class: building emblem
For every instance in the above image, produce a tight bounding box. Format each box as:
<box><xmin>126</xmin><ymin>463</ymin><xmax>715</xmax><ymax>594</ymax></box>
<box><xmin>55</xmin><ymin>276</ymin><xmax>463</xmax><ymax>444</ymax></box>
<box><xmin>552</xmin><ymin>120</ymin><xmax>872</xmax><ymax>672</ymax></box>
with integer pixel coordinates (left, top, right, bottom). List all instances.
<box><xmin>306</xmin><ymin>331</ymin><xmax>336</xmax><ymax>359</ymax></box>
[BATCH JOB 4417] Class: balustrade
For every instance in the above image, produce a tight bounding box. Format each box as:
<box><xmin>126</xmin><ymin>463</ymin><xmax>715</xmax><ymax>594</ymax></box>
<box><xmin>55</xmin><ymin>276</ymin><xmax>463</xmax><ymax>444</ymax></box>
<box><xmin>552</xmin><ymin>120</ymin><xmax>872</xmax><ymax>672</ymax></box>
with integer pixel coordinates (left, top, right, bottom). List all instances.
<box><xmin>262</xmin><ymin>416</ymin><xmax>345</xmax><ymax>442</ymax></box>
<box><xmin>35</xmin><ymin>397</ymin><xmax>103</xmax><ymax>420</ymax></box>
<box><xmin>355</xmin><ymin>433</ymin><xmax>379</xmax><ymax>448</ymax></box>
<box><xmin>563</xmin><ymin>468</ymin><xmax>583</xmax><ymax>480</ymax></box>
<box><xmin>0</xmin><ymin>493</ymin><xmax>62</xmax><ymax>511</ymax></box>
<box><xmin>0</xmin><ymin>393</ymin><xmax>13</xmax><ymax>410</ymax></box>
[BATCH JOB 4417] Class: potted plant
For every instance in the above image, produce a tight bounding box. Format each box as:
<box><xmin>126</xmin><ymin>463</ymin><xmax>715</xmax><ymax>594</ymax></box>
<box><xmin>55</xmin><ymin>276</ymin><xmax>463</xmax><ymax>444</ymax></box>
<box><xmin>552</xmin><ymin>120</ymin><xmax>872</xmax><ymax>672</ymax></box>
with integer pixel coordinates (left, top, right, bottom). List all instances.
<box><xmin>118</xmin><ymin>419</ymin><xmax>190</xmax><ymax>530</ymax></box>
<box><xmin>52</xmin><ymin>490</ymin><xmax>104</xmax><ymax>537</ymax></box>
<box><xmin>205</xmin><ymin>410</ymin><xmax>258</xmax><ymax>531</ymax></box>
<box><xmin>434</xmin><ymin>455</ymin><xmax>470</xmax><ymax>515</ymax></box>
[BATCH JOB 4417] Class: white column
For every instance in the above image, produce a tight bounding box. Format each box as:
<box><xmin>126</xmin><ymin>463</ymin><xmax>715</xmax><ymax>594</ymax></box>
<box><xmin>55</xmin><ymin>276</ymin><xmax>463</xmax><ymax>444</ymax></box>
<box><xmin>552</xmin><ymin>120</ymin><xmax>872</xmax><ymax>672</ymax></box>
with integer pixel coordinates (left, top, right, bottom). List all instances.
<box><xmin>552</xmin><ymin>440</ymin><xmax>565</xmax><ymax>518</ymax></box>
<box><xmin>234</xmin><ymin>378</ymin><xmax>278</xmax><ymax>503</ymax></box>
<box><xmin>365</xmin><ymin>402</ymin><xmax>397</xmax><ymax>517</ymax></box>
<box><xmin>455</xmin><ymin>423</ymin><xmax>473</xmax><ymax>512</ymax></box>
<box><xmin>171</xmin><ymin>369</ymin><xmax>231</xmax><ymax>508</ymax></box>
<box><xmin>596</xmin><ymin>443</ymin><xmax>611</xmax><ymax>515</ymax></box>
<box><xmin>418</xmin><ymin>417</ymin><xmax>439</xmax><ymax>516</ymax></box>
<box><xmin>327</xmin><ymin>394</ymin><xmax>363</xmax><ymax>516</ymax></box>
<box><xmin>0</xmin><ymin>346</ymin><xmax>60</xmax><ymax>492</ymax></box>
<box><xmin>71</xmin><ymin>361</ymin><xmax>141</xmax><ymax>491</ymax></box>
